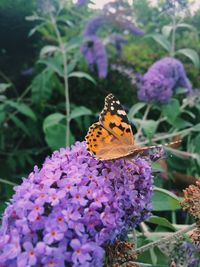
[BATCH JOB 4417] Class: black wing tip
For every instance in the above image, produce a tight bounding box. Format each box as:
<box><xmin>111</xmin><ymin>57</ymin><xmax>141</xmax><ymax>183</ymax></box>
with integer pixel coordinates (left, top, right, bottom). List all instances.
<box><xmin>105</xmin><ymin>93</ymin><xmax>118</xmax><ymax>102</ymax></box>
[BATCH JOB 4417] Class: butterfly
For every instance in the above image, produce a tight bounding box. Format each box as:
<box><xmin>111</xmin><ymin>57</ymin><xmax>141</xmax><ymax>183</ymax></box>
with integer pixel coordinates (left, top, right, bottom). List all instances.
<box><xmin>85</xmin><ymin>94</ymin><xmax>181</xmax><ymax>160</ymax></box>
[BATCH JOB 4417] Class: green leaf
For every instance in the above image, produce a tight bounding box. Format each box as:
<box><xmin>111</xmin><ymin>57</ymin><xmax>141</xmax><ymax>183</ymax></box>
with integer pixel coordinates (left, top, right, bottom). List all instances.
<box><xmin>43</xmin><ymin>113</ymin><xmax>75</xmax><ymax>150</ymax></box>
<box><xmin>172</xmin><ymin>117</ymin><xmax>192</xmax><ymax>129</ymax></box>
<box><xmin>150</xmin><ymin>248</ymin><xmax>157</xmax><ymax>265</ymax></box>
<box><xmin>175</xmin><ymin>48</ymin><xmax>200</xmax><ymax>69</ymax></box>
<box><xmin>67</xmin><ymin>58</ymin><xmax>78</xmax><ymax>74</ymax></box>
<box><xmin>0</xmin><ymin>83</ymin><xmax>11</xmax><ymax>93</ymax></box>
<box><xmin>141</xmin><ymin>120</ymin><xmax>158</xmax><ymax>139</ymax></box>
<box><xmin>175</xmin><ymin>87</ymin><xmax>189</xmax><ymax>95</ymax></box>
<box><xmin>70</xmin><ymin>106</ymin><xmax>92</xmax><ymax>120</ymax></box>
<box><xmin>44</xmin><ymin>124</ymin><xmax>75</xmax><ymax>150</ymax></box>
<box><xmin>146</xmin><ymin>34</ymin><xmax>171</xmax><ymax>52</ymax></box>
<box><xmin>43</xmin><ymin>113</ymin><xmax>65</xmax><ymax>132</ymax></box>
<box><xmin>31</xmin><ymin>70</ymin><xmax>53</xmax><ymax>103</ymax></box>
<box><xmin>38</xmin><ymin>57</ymin><xmax>64</xmax><ymax>77</ymax></box>
<box><xmin>193</xmin><ymin>123</ymin><xmax>200</xmax><ymax>131</ymax></box>
<box><xmin>6</xmin><ymin>100</ymin><xmax>37</xmax><ymax>121</ymax></box>
<box><xmin>28</xmin><ymin>22</ymin><xmax>46</xmax><ymax>37</ymax></box>
<box><xmin>161</xmin><ymin>98</ymin><xmax>180</xmax><ymax>124</ymax></box>
<box><xmin>182</xmin><ymin>110</ymin><xmax>196</xmax><ymax>119</ymax></box>
<box><xmin>128</xmin><ymin>103</ymin><xmax>146</xmax><ymax>120</ymax></box>
<box><xmin>0</xmin><ymin>95</ymin><xmax>7</xmax><ymax>102</ymax></box>
<box><xmin>44</xmin><ymin>124</ymin><xmax>66</xmax><ymax>150</ymax></box>
<box><xmin>25</xmin><ymin>14</ymin><xmax>42</xmax><ymax>21</ymax></box>
<box><xmin>10</xmin><ymin>114</ymin><xmax>31</xmax><ymax>136</ymax></box>
<box><xmin>0</xmin><ymin>111</ymin><xmax>5</xmax><ymax>124</ymax></box>
<box><xmin>147</xmin><ymin>216</ymin><xmax>176</xmax><ymax>230</ymax></box>
<box><xmin>40</xmin><ymin>45</ymin><xmax>59</xmax><ymax>57</ymax></box>
<box><xmin>68</xmin><ymin>72</ymin><xmax>96</xmax><ymax>85</ymax></box>
<box><xmin>176</xmin><ymin>23</ymin><xmax>197</xmax><ymax>32</ymax></box>
<box><xmin>151</xmin><ymin>162</ymin><xmax>166</xmax><ymax>173</ymax></box>
<box><xmin>152</xmin><ymin>187</ymin><xmax>181</xmax><ymax>211</ymax></box>
<box><xmin>65</xmin><ymin>36</ymin><xmax>82</xmax><ymax>52</ymax></box>
<box><xmin>162</xmin><ymin>25</ymin><xmax>172</xmax><ymax>39</ymax></box>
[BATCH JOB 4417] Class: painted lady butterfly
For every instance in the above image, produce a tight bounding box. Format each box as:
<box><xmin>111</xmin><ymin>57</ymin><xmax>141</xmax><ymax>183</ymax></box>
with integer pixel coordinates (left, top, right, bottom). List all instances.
<box><xmin>85</xmin><ymin>94</ymin><xmax>181</xmax><ymax>160</ymax></box>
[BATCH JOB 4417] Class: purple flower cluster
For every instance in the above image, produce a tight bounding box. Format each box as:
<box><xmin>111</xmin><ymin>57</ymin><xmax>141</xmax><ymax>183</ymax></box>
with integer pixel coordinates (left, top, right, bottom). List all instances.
<box><xmin>180</xmin><ymin>242</ymin><xmax>199</xmax><ymax>267</ymax></box>
<box><xmin>81</xmin><ymin>5</ymin><xmax>144</xmax><ymax>79</ymax></box>
<box><xmin>114</xmin><ymin>17</ymin><xmax>144</xmax><ymax>36</ymax></box>
<box><xmin>76</xmin><ymin>0</ymin><xmax>87</xmax><ymax>8</ymax></box>
<box><xmin>81</xmin><ymin>15</ymin><xmax>108</xmax><ymax>79</ymax></box>
<box><xmin>83</xmin><ymin>15</ymin><xmax>106</xmax><ymax>37</ymax></box>
<box><xmin>137</xmin><ymin>57</ymin><xmax>192</xmax><ymax>104</ymax></box>
<box><xmin>83</xmin><ymin>15</ymin><xmax>144</xmax><ymax>38</ymax></box>
<box><xmin>81</xmin><ymin>36</ymin><xmax>108</xmax><ymax>79</ymax></box>
<box><xmin>0</xmin><ymin>141</ymin><xmax>153</xmax><ymax>266</ymax></box>
<box><xmin>172</xmin><ymin>241</ymin><xmax>199</xmax><ymax>267</ymax></box>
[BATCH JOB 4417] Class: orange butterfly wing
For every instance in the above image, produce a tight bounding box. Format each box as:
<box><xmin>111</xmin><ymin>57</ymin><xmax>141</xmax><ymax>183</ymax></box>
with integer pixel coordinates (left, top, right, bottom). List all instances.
<box><xmin>85</xmin><ymin>94</ymin><xmax>135</xmax><ymax>160</ymax></box>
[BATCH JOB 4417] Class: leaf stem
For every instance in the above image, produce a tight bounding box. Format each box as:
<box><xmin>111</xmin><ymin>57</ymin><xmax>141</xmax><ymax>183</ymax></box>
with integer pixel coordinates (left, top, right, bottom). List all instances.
<box><xmin>170</xmin><ymin>7</ymin><xmax>176</xmax><ymax>57</ymax></box>
<box><xmin>0</xmin><ymin>178</ymin><xmax>17</xmax><ymax>186</ymax></box>
<box><xmin>50</xmin><ymin>14</ymin><xmax>70</xmax><ymax>147</ymax></box>
<box><xmin>4</xmin><ymin>85</ymin><xmax>32</xmax><ymax>124</ymax></box>
<box><xmin>135</xmin><ymin>104</ymin><xmax>152</xmax><ymax>142</ymax></box>
<box><xmin>166</xmin><ymin>146</ymin><xmax>198</xmax><ymax>160</ymax></box>
<box><xmin>139</xmin><ymin>125</ymin><xmax>194</xmax><ymax>146</ymax></box>
<box><xmin>132</xmin><ymin>223</ymin><xmax>196</xmax><ymax>255</ymax></box>
<box><xmin>122</xmin><ymin>262</ymin><xmax>167</xmax><ymax>267</ymax></box>
<box><xmin>0</xmin><ymin>70</ymin><xmax>18</xmax><ymax>96</ymax></box>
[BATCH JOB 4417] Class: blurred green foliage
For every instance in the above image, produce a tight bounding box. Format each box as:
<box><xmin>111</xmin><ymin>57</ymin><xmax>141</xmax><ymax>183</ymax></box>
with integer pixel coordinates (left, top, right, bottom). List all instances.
<box><xmin>0</xmin><ymin>0</ymin><xmax>199</xmax><ymax>194</ymax></box>
<box><xmin>0</xmin><ymin>0</ymin><xmax>200</xmax><ymax>264</ymax></box>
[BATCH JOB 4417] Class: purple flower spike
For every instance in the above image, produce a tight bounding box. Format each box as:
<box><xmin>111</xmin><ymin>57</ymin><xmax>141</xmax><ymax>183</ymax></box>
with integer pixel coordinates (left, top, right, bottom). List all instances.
<box><xmin>138</xmin><ymin>57</ymin><xmax>192</xmax><ymax>104</ymax></box>
<box><xmin>0</xmin><ymin>141</ymin><xmax>153</xmax><ymax>266</ymax></box>
<box><xmin>115</xmin><ymin>17</ymin><xmax>145</xmax><ymax>36</ymax></box>
<box><xmin>84</xmin><ymin>15</ymin><xmax>106</xmax><ymax>37</ymax></box>
<box><xmin>76</xmin><ymin>0</ymin><xmax>87</xmax><ymax>8</ymax></box>
<box><xmin>81</xmin><ymin>36</ymin><xmax>108</xmax><ymax>78</ymax></box>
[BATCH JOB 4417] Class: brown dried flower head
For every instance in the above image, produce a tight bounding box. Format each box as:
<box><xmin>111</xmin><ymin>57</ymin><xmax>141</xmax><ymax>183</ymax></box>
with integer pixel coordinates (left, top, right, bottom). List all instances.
<box><xmin>181</xmin><ymin>179</ymin><xmax>200</xmax><ymax>221</ymax></box>
<box><xmin>181</xmin><ymin>179</ymin><xmax>200</xmax><ymax>247</ymax></box>
<box><xmin>105</xmin><ymin>240</ymin><xmax>138</xmax><ymax>267</ymax></box>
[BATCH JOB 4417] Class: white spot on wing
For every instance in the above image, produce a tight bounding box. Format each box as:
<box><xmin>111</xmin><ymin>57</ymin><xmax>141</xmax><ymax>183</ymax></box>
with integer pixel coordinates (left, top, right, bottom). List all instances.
<box><xmin>117</xmin><ymin>110</ymin><xmax>126</xmax><ymax>115</ymax></box>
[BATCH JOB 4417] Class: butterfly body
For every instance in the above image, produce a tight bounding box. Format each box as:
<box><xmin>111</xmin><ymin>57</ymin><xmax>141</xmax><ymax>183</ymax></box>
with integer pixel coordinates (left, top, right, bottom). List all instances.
<box><xmin>85</xmin><ymin>94</ymin><xmax>181</xmax><ymax>160</ymax></box>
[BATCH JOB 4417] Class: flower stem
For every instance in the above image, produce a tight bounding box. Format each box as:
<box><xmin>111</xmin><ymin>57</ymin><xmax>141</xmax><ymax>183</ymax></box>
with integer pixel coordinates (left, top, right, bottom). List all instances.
<box><xmin>132</xmin><ymin>223</ymin><xmax>196</xmax><ymax>255</ymax></box>
<box><xmin>122</xmin><ymin>262</ymin><xmax>167</xmax><ymax>267</ymax></box>
<box><xmin>135</xmin><ymin>104</ymin><xmax>152</xmax><ymax>142</ymax></box>
<box><xmin>0</xmin><ymin>70</ymin><xmax>18</xmax><ymax>96</ymax></box>
<box><xmin>50</xmin><ymin>14</ymin><xmax>70</xmax><ymax>147</ymax></box>
<box><xmin>166</xmin><ymin>146</ymin><xmax>198</xmax><ymax>160</ymax></box>
<box><xmin>139</xmin><ymin>125</ymin><xmax>194</xmax><ymax>146</ymax></box>
<box><xmin>170</xmin><ymin>7</ymin><xmax>176</xmax><ymax>57</ymax></box>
